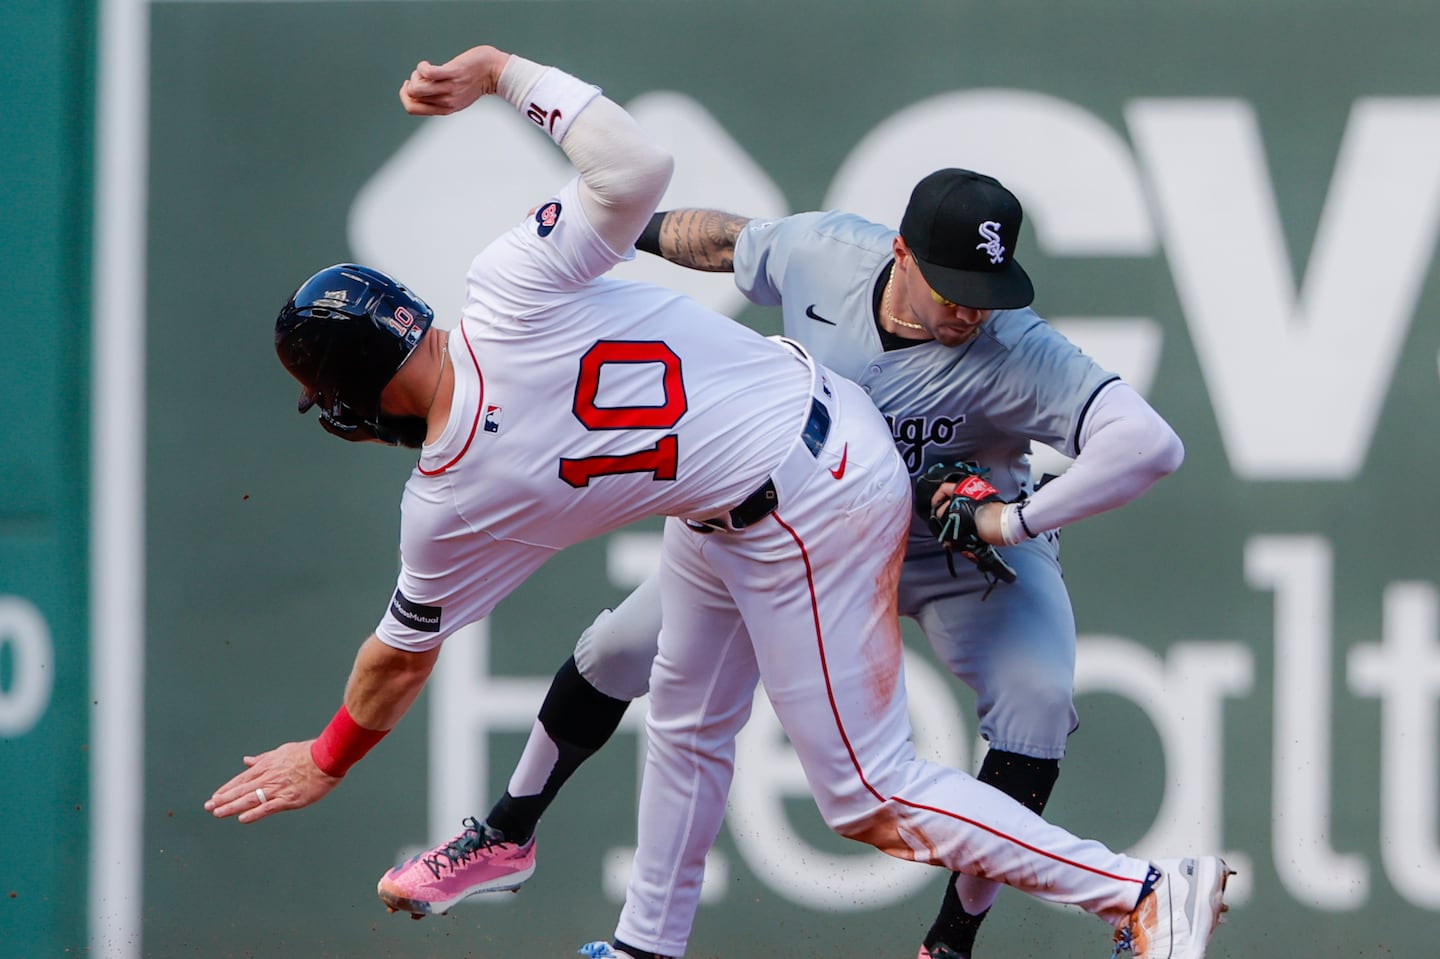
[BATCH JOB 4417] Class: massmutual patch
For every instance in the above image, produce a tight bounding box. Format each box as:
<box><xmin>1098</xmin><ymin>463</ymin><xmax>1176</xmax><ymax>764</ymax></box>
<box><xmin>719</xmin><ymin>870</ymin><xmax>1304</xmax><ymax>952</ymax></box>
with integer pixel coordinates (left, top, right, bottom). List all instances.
<box><xmin>389</xmin><ymin>590</ymin><xmax>442</xmax><ymax>633</ymax></box>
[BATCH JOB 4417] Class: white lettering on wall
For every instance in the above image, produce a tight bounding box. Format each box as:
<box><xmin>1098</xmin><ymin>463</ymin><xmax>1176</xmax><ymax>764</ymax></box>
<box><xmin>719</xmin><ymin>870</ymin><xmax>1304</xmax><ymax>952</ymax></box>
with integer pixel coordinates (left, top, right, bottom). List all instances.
<box><xmin>1349</xmin><ymin>581</ymin><xmax>1440</xmax><ymax>908</ymax></box>
<box><xmin>1075</xmin><ymin>637</ymin><xmax>1254</xmax><ymax>903</ymax></box>
<box><xmin>0</xmin><ymin>596</ymin><xmax>53</xmax><ymax>737</ymax></box>
<box><xmin>1246</xmin><ymin>536</ymin><xmax>1369</xmax><ymax>908</ymax></box>
<box><xmin>826</xmin><ymin>89</ymin><xmax>1157</xmax><ymax>256</ymax></box>
<box><xmin>1127</xmin><ymin>98</ymin><xmax>1440</xmax><ymax>480</ymax></box>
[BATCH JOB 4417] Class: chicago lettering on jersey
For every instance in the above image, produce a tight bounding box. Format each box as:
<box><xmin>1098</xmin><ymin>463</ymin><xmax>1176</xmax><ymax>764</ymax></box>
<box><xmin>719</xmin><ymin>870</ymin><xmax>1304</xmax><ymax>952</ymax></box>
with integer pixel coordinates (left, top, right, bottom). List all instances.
<box><xmin>886</xmin><ymin>413</ymin><xmax>967</xmax><ymax>472</ymax></box>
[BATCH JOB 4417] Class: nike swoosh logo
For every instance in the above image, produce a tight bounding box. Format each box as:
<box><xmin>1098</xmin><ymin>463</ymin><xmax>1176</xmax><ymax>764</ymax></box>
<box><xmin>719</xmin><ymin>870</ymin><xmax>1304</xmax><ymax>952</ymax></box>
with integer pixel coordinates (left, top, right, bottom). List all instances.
<box><xmin>805</xmin><ymin>304</ymin><xmax>836</xmax><ymax>325</ymax></box>
<box><xmin>829</xmin><ymin>443</ymin><xmax>849</xmax><ymax>480</ymax></box>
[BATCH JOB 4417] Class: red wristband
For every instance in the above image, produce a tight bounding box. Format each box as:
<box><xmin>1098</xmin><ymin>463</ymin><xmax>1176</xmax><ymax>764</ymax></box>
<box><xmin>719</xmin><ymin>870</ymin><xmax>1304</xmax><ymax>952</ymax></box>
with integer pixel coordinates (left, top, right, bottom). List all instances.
<box><xmin>310</xmin><ymin>704</ymin><xmax>388</xmax><ymax>778</ymax></box>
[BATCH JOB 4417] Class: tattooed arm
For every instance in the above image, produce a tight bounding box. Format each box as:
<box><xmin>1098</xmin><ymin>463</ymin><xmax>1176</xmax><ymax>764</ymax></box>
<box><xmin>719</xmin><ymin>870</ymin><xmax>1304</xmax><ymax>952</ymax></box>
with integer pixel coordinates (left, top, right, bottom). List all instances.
<box><xmin>636</xmin><ymin>209</ymin><xmax>749</xmax><ymax>272</ymax></box>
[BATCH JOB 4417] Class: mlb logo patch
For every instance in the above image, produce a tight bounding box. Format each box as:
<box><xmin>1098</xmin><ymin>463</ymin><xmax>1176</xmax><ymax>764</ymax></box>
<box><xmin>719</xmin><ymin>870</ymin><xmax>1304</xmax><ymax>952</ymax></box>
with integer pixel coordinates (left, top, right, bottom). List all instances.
<box><xmin>484</xmin><ymin>405</ymin><xmax>503</xmax><ymax>433</ymax></box>
<box><xmin>535</xmin><ymin>201</ymin><xmax>562</xmax><ymax>237</ymax></box>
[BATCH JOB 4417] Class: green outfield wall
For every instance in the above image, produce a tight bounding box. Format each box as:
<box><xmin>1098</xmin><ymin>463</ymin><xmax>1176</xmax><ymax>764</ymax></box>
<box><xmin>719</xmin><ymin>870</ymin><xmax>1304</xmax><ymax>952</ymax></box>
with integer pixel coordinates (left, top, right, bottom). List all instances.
<box><xmin>0</xmin><ymin>0</ymin><xmax>95</xmax><ymax>954</ymax></box>
<box><xmin>6</xmin><ymin>1</ymin><xmax>1439</xmax><ymax>956</ymax></box>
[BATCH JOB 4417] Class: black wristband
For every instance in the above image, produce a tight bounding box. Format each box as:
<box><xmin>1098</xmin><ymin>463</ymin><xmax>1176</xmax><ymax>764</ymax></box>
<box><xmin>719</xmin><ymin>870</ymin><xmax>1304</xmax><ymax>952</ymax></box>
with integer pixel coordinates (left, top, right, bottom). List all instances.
<box><xmin>635</xmin><ymin>211</ymin><xmax>667</xmax><ymax>256</ymax></box>
<box><xmin>1017</xmin><ymin>501</ymin><xmax>1037</xmax><ymax>540</ymax></box>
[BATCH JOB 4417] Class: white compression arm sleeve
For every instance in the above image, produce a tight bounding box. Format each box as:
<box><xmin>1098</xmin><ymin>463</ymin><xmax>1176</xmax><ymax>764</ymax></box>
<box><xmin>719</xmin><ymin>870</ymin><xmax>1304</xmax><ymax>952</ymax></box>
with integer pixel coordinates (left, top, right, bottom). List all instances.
<box><xmin>498</xmin><ymin>55</ymin><xmax>673</xmax><ymax>253</ymax></box>
<box><xmin>1005</xmin><ymin>381</ymin><xmax>1184</xmax><ymax>539</ymax></box>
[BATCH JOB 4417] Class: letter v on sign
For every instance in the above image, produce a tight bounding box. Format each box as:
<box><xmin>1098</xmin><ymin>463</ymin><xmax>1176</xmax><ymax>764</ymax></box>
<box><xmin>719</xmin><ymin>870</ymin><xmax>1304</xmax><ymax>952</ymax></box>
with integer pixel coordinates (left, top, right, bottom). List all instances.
<box><xmin>1127</xmin><ymin>98</ymin><xmax>1440</xmax><ymax>481</ymax></box>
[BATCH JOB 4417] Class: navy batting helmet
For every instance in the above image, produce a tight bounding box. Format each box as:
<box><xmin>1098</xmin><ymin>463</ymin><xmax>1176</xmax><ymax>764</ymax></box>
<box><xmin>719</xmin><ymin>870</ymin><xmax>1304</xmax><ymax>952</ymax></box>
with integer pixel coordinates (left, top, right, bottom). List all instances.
<box><xmin>275</xmin><ymin>263</ymin><xmax>434</xmax><ymax>446</ymax></box>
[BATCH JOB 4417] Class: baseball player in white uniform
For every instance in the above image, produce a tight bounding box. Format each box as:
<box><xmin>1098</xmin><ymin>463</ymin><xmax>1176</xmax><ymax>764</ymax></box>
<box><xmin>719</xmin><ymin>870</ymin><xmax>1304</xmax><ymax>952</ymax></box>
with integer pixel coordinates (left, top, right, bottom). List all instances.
<box><xmin>201</xmin><ymin>41</ymin><xmax>1228</xmax><ymax>959</ymax></box>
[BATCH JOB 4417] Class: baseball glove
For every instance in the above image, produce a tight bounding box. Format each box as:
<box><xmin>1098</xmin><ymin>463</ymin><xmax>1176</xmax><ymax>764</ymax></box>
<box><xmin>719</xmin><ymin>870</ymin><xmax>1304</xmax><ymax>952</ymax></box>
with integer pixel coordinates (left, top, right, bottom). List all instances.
<box><xmin>913</xmin><ymin>462</ymin><xmax>1018</xmax><ymax>589</ymax></box>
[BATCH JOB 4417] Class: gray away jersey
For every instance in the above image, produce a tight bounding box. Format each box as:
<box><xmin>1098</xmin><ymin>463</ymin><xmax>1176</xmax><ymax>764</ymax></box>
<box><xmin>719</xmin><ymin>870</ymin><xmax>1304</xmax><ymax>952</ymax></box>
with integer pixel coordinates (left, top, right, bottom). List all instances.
<box><xmin>734</xmin><ymin>210</ymin><xmax>1117</xmax><ymax>560</ymax></box>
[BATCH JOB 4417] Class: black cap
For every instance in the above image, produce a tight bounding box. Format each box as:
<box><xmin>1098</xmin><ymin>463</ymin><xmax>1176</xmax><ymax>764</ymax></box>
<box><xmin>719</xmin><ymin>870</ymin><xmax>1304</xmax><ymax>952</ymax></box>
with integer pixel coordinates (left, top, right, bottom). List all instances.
<box><xmin>898</xmin><ymin>169</ymin><xmax>1034</xmax><ymax>310</ymax></box>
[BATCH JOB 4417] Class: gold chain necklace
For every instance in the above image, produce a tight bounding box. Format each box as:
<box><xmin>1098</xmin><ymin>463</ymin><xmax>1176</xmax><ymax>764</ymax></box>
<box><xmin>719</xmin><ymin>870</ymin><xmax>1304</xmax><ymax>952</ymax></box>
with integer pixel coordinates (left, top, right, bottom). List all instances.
<box><xmin>425</xmin><ymin>342</ymin><xmax>450</xmax><ymax>414</ymax></box>
<box><xmin>881</xmin><ymin>263</ymin><xmax>926</xmax><ymax>331</ymax></box>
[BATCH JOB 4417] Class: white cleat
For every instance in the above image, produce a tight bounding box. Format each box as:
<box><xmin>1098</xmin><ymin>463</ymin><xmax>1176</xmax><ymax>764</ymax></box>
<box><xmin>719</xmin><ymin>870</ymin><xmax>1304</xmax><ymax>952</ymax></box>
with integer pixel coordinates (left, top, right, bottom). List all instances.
<box><xmin>1112</xmin><ymin>856</ymin><xmax>1234</xmax><ymax>959</ymax></box>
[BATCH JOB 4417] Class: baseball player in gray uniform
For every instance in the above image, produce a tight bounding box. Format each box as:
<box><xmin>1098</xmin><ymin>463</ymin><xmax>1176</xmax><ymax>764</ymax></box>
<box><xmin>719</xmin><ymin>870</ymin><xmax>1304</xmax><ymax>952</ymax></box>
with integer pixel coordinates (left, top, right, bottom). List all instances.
<box><xmin>359</xmin><ymin>65</ymin><xmax>1223</xmax><ymax>955</ymax></box>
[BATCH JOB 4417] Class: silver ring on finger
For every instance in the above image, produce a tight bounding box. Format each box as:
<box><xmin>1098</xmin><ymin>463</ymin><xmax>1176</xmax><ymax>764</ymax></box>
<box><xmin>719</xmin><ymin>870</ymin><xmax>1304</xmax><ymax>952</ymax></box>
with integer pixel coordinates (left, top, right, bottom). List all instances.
<box><xmin>255</xmin><ymin>787</ymin><xmax>267</xmax><ymax>804</ymax></box>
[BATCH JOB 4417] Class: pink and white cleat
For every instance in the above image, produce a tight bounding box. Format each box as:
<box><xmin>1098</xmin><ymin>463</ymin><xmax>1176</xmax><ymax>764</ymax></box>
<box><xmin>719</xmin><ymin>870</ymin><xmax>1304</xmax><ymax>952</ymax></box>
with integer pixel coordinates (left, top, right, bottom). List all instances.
<box><xmin>377</xmin><ymin>816</ymin><xmax>536</xmax><ymax>918</ymax></box>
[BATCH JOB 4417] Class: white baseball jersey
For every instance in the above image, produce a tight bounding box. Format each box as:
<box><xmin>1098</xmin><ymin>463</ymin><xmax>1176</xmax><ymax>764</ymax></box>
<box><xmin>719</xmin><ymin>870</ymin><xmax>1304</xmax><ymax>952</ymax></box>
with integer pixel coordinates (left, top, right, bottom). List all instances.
<box><xmin>377</xmin><ymin>177</ymin><xmax>821</xmax><ymax>651</ymax></box>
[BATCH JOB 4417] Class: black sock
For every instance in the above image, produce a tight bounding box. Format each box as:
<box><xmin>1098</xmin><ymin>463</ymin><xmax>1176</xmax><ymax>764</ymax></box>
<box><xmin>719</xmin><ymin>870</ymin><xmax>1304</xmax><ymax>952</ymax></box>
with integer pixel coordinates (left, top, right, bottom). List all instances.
<box><xmin>922</xmin><ymin>749</ymin><xmax>1062</xmax><ymax>956</ymax></box>
<box><xmin>484</xmin><ymin>656</ymin><xmax>631</xmax><ymax>843</ymax></box>
<box><xmin>613</xmin><ymin>939</ymin><xmax>666</xmax><ymax>959</ymax></box>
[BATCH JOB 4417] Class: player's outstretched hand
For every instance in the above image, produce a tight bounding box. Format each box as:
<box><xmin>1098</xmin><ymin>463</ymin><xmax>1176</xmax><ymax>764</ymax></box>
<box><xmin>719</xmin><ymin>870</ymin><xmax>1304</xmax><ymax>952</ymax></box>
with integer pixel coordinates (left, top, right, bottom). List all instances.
<box><xmin>204</xmin><ymin>740</ymin><xmax>341</xmax><ymax>824</ymax></box>
<box><xmin>399</xmin><ymin>44</ymin><xmax>511</xmax><ymax>117</ymax></box>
